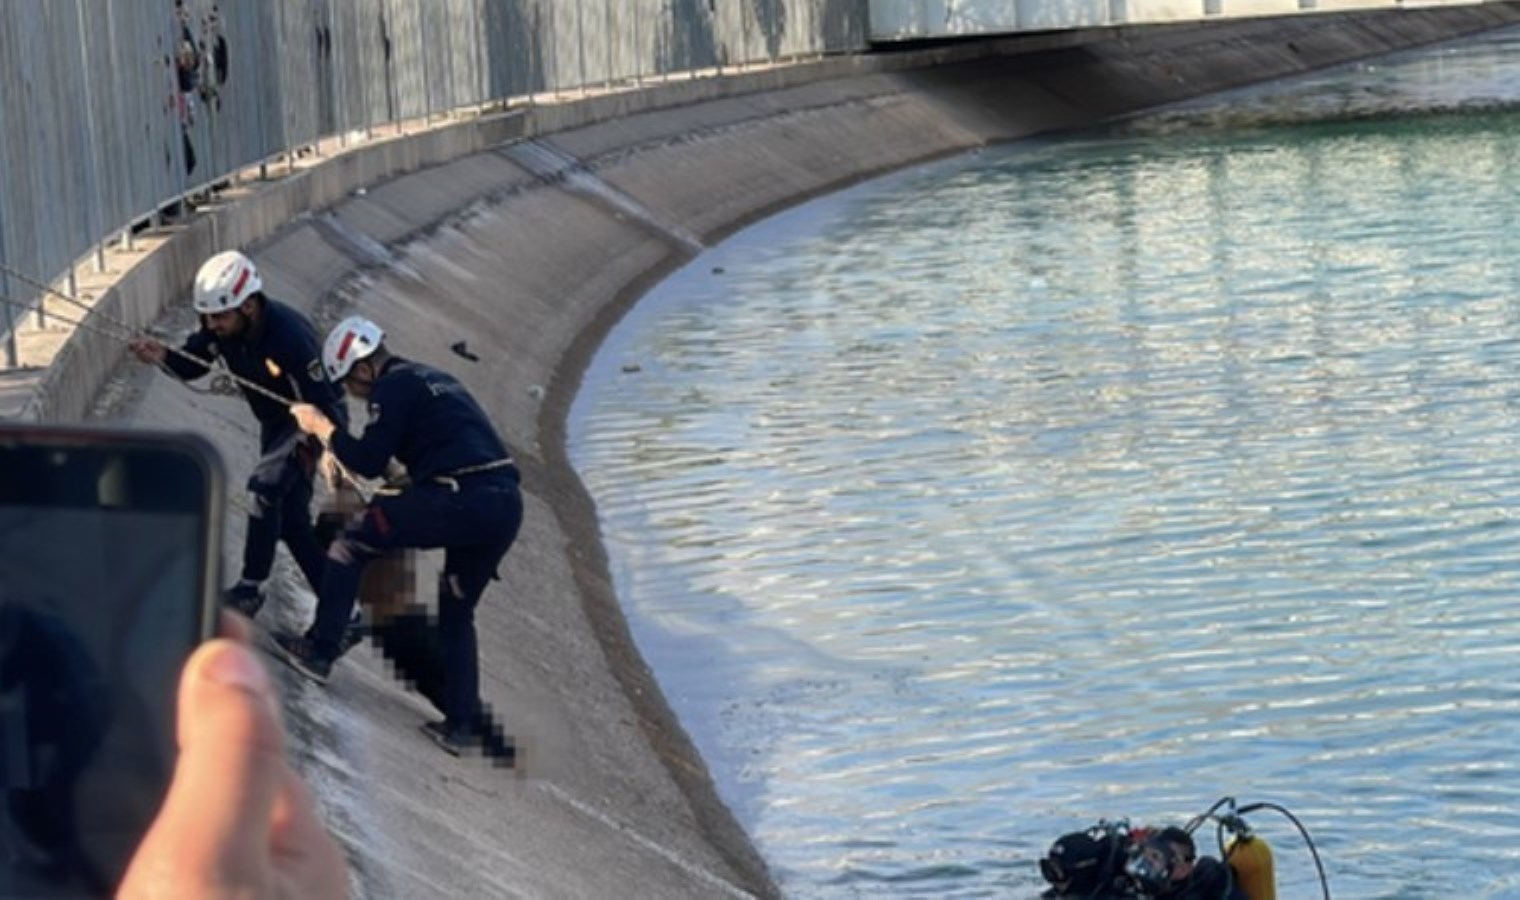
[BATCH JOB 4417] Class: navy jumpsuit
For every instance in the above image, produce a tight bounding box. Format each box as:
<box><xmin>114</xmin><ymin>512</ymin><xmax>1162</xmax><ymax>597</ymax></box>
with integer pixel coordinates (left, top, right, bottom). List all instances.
<box><xmin>309</xmin><ymin>357</ymin><xmax>522</xmax><ymax>728</ymax></box>
<box><xmin>163</xmin><ymin>299</ymin><xmax>346</xmax><ymax>592</ymax></box>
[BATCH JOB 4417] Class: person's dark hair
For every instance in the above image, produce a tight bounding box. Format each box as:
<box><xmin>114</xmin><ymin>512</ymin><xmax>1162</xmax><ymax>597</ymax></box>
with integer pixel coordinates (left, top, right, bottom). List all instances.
<box><xmin>1040</xmin><ymin>827</ymin><xmax>1127</xmax><ymax>896</ymax></box>
<box><xmin>1156</xmin><ymin>827</ymin><xmax>1196</xmax><ymax>861</ymax></box>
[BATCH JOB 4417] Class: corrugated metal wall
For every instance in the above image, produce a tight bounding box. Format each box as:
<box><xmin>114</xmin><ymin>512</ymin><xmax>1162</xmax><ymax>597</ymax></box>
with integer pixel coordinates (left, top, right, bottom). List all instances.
<box><xmin>0</xmin><ymin>0</ymin><xmax>869</xmax><ymax>365</ymax></box>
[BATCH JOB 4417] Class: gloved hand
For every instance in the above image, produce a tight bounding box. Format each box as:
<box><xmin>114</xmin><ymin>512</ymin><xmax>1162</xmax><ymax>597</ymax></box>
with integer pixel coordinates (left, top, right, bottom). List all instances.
<box><xmin>289</xmin><ymin>403</ymin><xmax>336</xmax><ymax>443</ymax></box>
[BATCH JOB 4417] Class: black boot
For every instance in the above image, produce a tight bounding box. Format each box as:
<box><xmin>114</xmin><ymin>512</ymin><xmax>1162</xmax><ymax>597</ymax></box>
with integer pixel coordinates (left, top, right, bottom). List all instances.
<box><xmin>336</xmin><ymin>611</ymin><xmax>367</xmax><ymax>657</ymax></box>
<box><xmin>222</xmin><ymin>580</ymin><xmax>263</xmax><ymax>617</ymax></box>
<box><xmin>269</xmin><ymin>632</ymin><xmax>335</xmax><ymax>684</ymax></box>
<box><xmin>420</xmin><ymin>716</ymin><xmax>515</xmax><ymax>768</ymax></box>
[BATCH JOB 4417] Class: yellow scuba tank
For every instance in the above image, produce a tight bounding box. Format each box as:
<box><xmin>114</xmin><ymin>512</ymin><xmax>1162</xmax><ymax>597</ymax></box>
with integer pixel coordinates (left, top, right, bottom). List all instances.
<box><xmin>1226</xmin><ymin>833</ymin><xmax>1275</xmax><ymax>900</ymax></box>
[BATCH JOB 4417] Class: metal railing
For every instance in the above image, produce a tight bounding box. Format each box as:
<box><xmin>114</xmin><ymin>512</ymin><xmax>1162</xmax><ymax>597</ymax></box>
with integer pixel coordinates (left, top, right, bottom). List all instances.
<box><xmin>0</xmin><ymin>0</ymin><xmax>870</xmax><ymax>366</ymax></box>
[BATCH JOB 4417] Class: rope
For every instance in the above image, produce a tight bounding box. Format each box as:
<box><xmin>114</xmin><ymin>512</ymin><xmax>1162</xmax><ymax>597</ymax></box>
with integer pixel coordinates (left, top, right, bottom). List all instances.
<box><xmin>0</xmin><ymin>266</ymin><xmax>372</xmax><ymax>498</ymax></box>
<box><xmin>0</xmin><ymin>259</ymin><xmax>105</xmax><ymax>322</ymax></box>
<box><xmin>0</xmin><ymin>279</ymin><xmax>284</xmax><ymax>404</ymax></box>
<box><xmin>445</xmin><ymin>458</ymin><xmax>516</xmax><ymax>477</ymax></box>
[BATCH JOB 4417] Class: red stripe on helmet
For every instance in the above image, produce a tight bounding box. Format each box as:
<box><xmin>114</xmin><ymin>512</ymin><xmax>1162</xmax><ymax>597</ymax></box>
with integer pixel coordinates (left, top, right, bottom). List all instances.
<box><xmin>336</xmin><ymin>330</ymin><xmax>357</xmax><ymax>364</ymax></box>
<box><xmin>231</xmin><ymin>266</ymin><xmax>251</xmax><ymax>299</ymax></box>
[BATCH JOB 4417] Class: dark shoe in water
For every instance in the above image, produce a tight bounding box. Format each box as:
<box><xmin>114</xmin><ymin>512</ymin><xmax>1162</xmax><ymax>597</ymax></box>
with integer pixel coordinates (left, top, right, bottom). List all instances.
<box><xmin>222</xmin><ymin>581</ymin><xmax>264</xmax><ymax>618</ymax></box>
<box><xmin>270</xmin><ymin>632</ymin><xmax>334</xmax><ymax>684</ymax></box>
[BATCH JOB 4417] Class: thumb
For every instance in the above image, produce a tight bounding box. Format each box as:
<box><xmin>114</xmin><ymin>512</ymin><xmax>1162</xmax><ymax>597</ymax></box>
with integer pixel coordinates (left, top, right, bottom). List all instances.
<box><xmin>158</xmin><ymin>640</ymin><xmax>286</xmax><ymax>871</ymax></box>
<box><xmin>177</xmin><ymin>638</ymin><xmax>287</xmax><ymax>851</ymax></box>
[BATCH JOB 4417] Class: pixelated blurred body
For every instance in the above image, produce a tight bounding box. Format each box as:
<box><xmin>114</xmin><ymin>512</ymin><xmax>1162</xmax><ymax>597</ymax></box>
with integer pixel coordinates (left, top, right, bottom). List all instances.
<box><xmin>308</xmin><ymin>460</ymin><xmax>520</xmax><ymax>698</ymax></box>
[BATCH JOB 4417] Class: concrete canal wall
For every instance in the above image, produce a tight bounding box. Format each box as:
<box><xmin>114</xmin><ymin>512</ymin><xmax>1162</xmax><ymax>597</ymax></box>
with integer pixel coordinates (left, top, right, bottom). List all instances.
<box><xmin>19</xmin><ymin>4</ymin><xmax>1520</xmax><ymax>896</ymax></box>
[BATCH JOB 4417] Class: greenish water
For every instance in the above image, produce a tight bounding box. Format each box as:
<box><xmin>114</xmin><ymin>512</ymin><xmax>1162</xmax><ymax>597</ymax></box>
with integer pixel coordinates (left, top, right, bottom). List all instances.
<box><xmin>570</xmin><ymin>28</ymin><xmax>1520</xmax><ymax>899</ymax></box>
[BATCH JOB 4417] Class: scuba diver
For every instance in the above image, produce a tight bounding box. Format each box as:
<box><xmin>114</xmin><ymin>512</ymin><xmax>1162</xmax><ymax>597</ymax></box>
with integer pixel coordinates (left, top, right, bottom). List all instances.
<box><xmin>1039</xmin><ymin>798</ymin><xmax>1327</xmax><ymax>900</ymax></box>
<box><xmin>1041</xmin><ymin>822</ymin><xmax>1244</xmax><ymax>899</ymax></box>
<box><xmin>1131</xmin><ymin>826</ymin><xmax>1245</xmax><ymax>899</ymax></box>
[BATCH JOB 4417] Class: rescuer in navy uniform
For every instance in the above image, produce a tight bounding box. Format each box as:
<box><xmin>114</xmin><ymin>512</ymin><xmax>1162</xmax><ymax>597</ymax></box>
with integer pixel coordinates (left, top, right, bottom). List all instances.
<box><xmin>130</xmin><ymin>250</ymin><xmax>347</xmax><ymax>617</ymax></box>
<box><xmin>278</xmin><ymin>315</ymin><xmax>523</xmax><ymax>758</ymax></box>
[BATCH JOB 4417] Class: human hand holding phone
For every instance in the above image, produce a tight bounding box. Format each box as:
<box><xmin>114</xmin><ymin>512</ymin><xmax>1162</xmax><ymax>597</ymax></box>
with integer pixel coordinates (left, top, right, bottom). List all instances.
<box><xmin>2</xmin><ymin>425</ymin><xmax>227</xmax><ymax>895</ymax></box>
<box><xmin>2</xmin><ymin>425</ymin><xmax>349</xmax><ymax>897</ymax></box>
<box><xmin>1</xmin><ymin>424</ymin><xmax>344</xmax><ymax>897</ymax></box>
<box><xmin>118</xmin><ymin>621</ymin><xmax>347</xmax><ymax>899</ymax></box>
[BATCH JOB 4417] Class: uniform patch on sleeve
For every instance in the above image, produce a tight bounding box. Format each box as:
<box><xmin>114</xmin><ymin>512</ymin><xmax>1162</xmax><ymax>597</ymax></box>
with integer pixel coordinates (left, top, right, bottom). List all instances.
<box><xmin>307</xmin><ymin>358</ymin><xmax>324</xmax><ymax>381</ymax></box>
<box><xmin>367</xmin><ymin>402</ymin><xmax>382</xmax><ymax>425</ymax></box>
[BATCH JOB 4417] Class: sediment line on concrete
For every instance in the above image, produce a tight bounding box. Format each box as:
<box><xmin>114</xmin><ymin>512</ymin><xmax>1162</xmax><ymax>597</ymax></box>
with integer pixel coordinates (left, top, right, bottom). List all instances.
<box><xmin>501</xmin><ymin>141</ymin><xmax>708</xmax><ymax>254</ymax></box>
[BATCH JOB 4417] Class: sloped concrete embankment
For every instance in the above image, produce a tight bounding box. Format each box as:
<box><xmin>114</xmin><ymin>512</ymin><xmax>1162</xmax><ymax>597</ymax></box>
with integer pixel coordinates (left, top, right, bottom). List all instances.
<box><xmin>39</xmin><ymin>5</ymin><xmax>1520</xmax><ymax>897</ymax></box>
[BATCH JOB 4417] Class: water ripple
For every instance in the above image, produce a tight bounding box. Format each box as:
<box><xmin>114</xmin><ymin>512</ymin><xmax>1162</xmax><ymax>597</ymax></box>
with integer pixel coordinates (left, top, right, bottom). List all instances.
<box><xmin>571</xmin><ymin>29</ymin><xmax>1520</xmax><ymax>900</ymax></box>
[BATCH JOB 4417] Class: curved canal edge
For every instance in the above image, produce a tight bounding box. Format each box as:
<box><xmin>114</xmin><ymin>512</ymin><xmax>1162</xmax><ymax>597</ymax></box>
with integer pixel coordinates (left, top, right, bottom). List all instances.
<box><xmin>32</xmin><ymin>5</ymin><xmax>1520</xmax><ymax>896</ymax></box>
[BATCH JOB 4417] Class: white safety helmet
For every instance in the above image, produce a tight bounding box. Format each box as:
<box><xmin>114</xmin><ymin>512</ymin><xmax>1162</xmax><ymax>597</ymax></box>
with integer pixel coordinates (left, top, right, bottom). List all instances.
<box><xmin>323</xmin><ymin>315</ymin><xmax>385</xmax><ymax>381</ymax></box>
<box><xmin>193</xmin><ymin>250</ymin><xmax>263</xmax><ymax>314</ymax></box>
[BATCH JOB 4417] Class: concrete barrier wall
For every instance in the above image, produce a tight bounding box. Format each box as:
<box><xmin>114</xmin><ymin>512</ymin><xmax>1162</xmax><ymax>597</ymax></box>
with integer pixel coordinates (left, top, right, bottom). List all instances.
<box><xmin>1122</xmin><ymin>0</ymin><xmax>1302</xmax><ymax>21</ymax></box>
<box><xmin>22</xmin><ymin>4</ymin><xmax>1520</xmax><ymax>896</ymax></box>
<box><xmin>869</xmin><ymin>0</ymin><xmax>1503</xmax><ymax>36</ymax></box>
<box><xmin>0</xmin><ymin>0</ymin><xmax>870</xmax><ymax>366</ymax></box>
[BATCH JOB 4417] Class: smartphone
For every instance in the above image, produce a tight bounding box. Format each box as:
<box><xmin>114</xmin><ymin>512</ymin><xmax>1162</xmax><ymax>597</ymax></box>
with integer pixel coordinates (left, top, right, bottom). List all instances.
<box><xmin>0</xmin><ymin>424</ymin><xmax>222</xmax><ymax>897</ymax></box>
